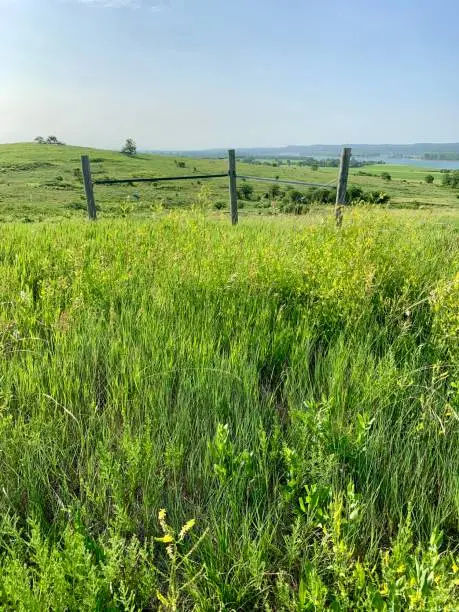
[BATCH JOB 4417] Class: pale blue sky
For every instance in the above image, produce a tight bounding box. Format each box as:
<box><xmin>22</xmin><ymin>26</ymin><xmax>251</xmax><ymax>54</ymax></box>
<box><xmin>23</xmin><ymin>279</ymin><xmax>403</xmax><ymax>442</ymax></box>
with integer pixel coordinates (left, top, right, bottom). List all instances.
<box><xmin>1</xmin><ymin>0</ymin><xmax>458</xmax><ymax>149</ymax></box>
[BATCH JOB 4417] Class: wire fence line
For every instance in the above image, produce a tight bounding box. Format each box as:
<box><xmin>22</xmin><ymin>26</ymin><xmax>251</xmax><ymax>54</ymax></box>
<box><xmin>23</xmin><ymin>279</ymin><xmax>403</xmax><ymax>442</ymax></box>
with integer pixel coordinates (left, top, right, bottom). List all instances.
<box><xmin>237</xmin><ymin>175</ymin><xmax>337</xmax><ymax>189</ymax></box>
<box><xmin>93</xmin><ymin>173</ymin><xmax>228</xmax><ymax>185</ymax></box>
<box><xmin>94</xmin><ymin>175</ymin><xmax>338</xmax><ymax>189</ymax></box>
<box><xmin>81</xmin><ymin>148</ymin><xmax>351</xmax><ymax>225</ymax></box>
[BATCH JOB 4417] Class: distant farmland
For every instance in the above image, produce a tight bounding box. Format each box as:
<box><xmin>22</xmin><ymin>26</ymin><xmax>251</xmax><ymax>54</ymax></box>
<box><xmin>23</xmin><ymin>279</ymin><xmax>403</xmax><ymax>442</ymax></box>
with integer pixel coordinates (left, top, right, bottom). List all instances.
<box><xmin>0</xmin><ymin>142</ymin><xmax>458</xmax><ymax>222</ymax></box>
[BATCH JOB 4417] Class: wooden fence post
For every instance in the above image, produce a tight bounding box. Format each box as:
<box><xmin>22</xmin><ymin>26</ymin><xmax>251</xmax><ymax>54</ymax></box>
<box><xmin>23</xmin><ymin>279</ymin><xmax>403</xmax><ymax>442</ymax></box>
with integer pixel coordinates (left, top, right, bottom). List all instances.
<box><xmin>335</xmin><ymin>147</ymin><xmax>352</xmax><ymax>227</ymax></box>
<box><xmin>228</xmin><ymin>149</ymin><xmax>238</xmax><ymax>225</ymax></box>
<box><xmin>81</xmin><ymin>155</ymin><xmax>97</xmax><ymax>220</ymax></box>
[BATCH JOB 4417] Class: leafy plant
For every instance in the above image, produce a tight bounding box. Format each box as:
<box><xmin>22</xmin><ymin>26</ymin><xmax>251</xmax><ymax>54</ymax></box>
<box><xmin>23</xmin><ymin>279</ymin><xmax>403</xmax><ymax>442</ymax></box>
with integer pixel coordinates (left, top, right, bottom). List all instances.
<box><xmin>237</xmin><ymin>182</ymin><xmax>254</xmax><ymax>200</ymax></box>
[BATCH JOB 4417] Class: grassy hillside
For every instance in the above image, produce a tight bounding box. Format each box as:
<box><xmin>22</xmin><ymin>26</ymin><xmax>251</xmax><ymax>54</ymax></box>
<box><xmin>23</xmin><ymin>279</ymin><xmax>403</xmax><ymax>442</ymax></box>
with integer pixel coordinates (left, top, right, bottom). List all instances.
<box><xmin>0</xmin><ymin>210</ymin><xmax>458</xmax><ymax>609</ymax></box>
<box><xmin>0</xmin><ymin>143</ymin><xmax>458</xmax><ymax>222</ymax></box>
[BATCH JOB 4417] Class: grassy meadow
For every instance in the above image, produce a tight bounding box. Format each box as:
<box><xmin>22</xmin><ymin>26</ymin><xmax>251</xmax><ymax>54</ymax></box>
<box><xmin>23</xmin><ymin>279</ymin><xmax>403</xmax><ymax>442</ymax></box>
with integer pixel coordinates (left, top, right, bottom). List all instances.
<box><xmin>0</xmin><ymin>143</ymin><xmax>459</xmax><ymax>609</ymax></box>
<box><xmin>0</xmin><ymin>205</ymin><xmax>458</xmax><ymax>609</ymax></box>
<box><xmin>1</xmin><ymin>143</ymin><xmax>458</xmax><ymax>222</ymax></box>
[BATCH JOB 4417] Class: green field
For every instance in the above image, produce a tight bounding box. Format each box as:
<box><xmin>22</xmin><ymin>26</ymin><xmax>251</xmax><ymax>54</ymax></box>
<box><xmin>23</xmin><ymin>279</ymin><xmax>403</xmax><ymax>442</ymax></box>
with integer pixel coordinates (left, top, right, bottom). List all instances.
<box><xmin>0</xmin><ymin>206</ymin><xmax>459</xmax><ymax>609</ymax></box>
<box><xmin>0</xmin><ymin>143</ymin><xmax>459</xmax><ymax>609</ymax></box>
<box><xmin>1</xmin><ymin>143</ymin><xmax>458</xmax><ymax>222</ymax></box>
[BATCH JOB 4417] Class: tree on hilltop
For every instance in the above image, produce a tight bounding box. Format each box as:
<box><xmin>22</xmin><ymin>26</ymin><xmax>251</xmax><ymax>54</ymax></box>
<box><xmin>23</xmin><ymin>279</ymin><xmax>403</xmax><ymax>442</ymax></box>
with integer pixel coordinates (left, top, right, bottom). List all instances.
<box><xmin>121</xmin><ymin>138</ymin><xmax>137</xmax><ymax>156</ymax></box>
<box><xmin>45</xmin><ymin>135</ymin><xmax>65</xmax><ymax>145</ymax></box>
<box><xmin>34</xmin><ymin>136</ymin><xmax>45</xmax><ymax>144</ymax></box>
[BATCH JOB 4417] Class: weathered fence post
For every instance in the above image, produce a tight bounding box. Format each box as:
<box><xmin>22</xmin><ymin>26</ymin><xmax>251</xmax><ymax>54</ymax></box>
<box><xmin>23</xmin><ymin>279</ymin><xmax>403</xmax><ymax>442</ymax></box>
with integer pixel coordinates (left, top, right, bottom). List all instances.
<box><xmin>228</xmin><ymin>149</ymin><xmax>238</xmax><ymax>225</ymax></box>
<box><xmin>335</xmin><ymin>147</ymin><xmax>352</xmax><ymax>227</ymax></box>
<box><xmin>81</xmin><ymin>155</ymin><xmax>97</xmax><ymax>220</ymax></box>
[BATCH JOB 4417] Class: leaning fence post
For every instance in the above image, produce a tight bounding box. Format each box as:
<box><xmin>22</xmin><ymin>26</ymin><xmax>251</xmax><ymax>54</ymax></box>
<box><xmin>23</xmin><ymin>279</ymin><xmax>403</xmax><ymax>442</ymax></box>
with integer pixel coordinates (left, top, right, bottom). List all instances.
<box><xmin>335</xmin><ymin>147</ymin><xmax>352</xmax><ymax>227</ymax></box>
<box><xmin>81</xmin><ymin>155</ymin><xmax>97</xmax><ymax>220</ymax></box>
<box><xmin>228</xmin><ymin>149</ymin><xmax>238</xmax><ymax>225</ymax></box>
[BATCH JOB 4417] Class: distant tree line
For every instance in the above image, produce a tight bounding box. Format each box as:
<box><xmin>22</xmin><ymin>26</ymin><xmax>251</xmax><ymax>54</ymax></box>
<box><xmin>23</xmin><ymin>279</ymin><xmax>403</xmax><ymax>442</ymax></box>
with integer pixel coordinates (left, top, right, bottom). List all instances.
<box><xmin>34</xmin><ymin>136</ymin><xmax>65</xmax><ymax>145</ymax></box>
<box><xmin>239</xmin><ymin>156</ymin><xmax>386</xmax><ymax>169</ymax></box>
<box><xmin>423</xmin><ymin>153</ymin><xmax>459</xmax><ymax>161</ymax></box>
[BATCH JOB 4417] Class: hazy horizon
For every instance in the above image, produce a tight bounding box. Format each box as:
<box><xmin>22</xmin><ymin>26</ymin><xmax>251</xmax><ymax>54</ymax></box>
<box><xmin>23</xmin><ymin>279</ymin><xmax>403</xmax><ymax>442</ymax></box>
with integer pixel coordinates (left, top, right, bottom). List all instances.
<box><xmin>2</xmin><ymin>0</ymin><xmax>458</xmax><ymax>149</ymax></box>
<box><xmin>4</xmin><ymin>141</ymin><xmax>459</xmax><ymax>152</ymax></box>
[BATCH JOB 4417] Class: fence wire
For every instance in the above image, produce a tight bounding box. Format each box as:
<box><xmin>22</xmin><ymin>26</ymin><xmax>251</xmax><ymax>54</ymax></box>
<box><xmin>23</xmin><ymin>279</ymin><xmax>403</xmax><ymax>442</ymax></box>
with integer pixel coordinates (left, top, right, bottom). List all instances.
<box><xmin>237</xmin><ymin>175</ymin><xmax>336</xmax><ymax>189</ymax></box>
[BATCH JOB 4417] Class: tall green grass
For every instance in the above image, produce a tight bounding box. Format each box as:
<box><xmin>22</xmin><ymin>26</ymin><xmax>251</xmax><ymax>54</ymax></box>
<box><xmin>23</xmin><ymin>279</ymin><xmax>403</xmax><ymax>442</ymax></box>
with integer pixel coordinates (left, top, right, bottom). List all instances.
<box><xmin>0</xmin><ymin>210</ymin><xmax>458</xmax><ymax>609</ymax></box>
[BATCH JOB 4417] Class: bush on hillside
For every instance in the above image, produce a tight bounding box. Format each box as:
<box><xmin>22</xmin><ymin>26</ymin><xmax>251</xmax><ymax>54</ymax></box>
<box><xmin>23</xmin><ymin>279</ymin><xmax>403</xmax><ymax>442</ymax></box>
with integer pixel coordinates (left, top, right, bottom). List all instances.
<box><xmin>288</xmin><ymin>189</ymin><xmax>305</xmax><ymax>204</ymax></box>
<box><xmin>312</xmin><ymin>187</ymin><xmax>336</xmax><ymax>203</ymax></box>
<box><xmin>267</xmin><ymin>184</ymin><xmax>281</xmax><ymax>199</ymax></box>
<box><xmin>347</xmin><ymin>185</ymin><xmax>365</xmax><ymax>201</ymax></box>
<box><xmin>237</xmin><ymin>182</ymin><xmax>254</xmax><ymax>201</ymax></box>
<box><xmin>441</xmin><ymin>170</ymin><xmax>459</xmax><ymax>188</ymax></box>
<box><xmin>280</xmin><ymin>201</ymin><xmax>310</xmax><ymax>214</ymax></box>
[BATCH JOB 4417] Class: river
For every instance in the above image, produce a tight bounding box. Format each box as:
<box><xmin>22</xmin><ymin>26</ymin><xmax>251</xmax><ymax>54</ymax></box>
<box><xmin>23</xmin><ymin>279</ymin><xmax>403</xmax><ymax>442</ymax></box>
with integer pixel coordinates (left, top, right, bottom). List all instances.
<box><xmin>358</xmin><ymin>156</ymin><xmax>459</xmax><ymax>170</ymax></box>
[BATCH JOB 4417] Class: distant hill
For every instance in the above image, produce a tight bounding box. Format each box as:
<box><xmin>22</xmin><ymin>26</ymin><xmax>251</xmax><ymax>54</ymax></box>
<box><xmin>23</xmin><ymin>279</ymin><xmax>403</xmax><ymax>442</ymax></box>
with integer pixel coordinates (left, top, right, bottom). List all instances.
<box><xmin>147</xmin><ymin>143</ymin><xmax>459</xmax><ymax>160</ymax></box>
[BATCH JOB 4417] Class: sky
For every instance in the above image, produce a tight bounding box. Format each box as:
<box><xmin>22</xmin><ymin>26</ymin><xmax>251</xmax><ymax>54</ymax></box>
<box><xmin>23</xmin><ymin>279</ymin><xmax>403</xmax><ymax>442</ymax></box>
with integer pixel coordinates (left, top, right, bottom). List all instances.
<box><xmin>1</xmin><ymin>0</ymin><xmax>458</xmax><ymax>150</ymax></box>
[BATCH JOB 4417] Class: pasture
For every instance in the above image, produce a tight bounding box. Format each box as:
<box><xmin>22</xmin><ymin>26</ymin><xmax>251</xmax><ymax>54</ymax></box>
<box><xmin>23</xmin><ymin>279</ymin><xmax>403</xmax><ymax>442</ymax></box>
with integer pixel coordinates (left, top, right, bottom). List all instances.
<box><xmin>1</xmin><ymin>143</ymin><xmax>458</xmax><ymax>222</ymax></box>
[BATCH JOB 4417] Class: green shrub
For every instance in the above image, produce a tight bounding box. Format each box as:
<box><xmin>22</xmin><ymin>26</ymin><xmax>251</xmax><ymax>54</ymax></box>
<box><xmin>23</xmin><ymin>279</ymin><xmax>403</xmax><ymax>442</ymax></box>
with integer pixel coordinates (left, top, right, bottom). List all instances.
<box><xmin>311</xmin><ymin>187</ymin><xmax>336</xmax><ymax>203</ymax></box>
<box><xmin>441</xmin><ymin>170</ymin><xmax>459</xmax><ymax>188</ymax></box>
<box><xmin>267</xmin><ymin>184</ymin><xmax>281</xmax><ymax>199</ymax></box>
<box><xmin>280</xmin><ymin>201</ymin><xmax>310</xmax><ymax>214</ymax></box>
<box><xmin>347</xmin><ymin>185</ymin><xmax>364</xmax><ymax>202</ymax></box>
<box><xmin>237</xmin><ymin>182</ymin><xmax>254</xmax><ymax>200</ymax></box>
<box><xmin>288</xmin><ymin>189</ymin><xmax>305</xmax><ymax>204</ymax></box>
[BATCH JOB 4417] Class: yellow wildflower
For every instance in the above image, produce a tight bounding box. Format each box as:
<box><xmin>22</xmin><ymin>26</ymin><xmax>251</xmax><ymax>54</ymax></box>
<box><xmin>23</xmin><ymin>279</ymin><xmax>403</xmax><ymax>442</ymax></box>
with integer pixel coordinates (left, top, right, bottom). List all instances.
<box><xmin>155</xmin><ymin>534</ymin><xmax>174</xmax><ymax>544</ymax></box>
<box><xmin>179</xmin><ymin>519</ymin><xmax>196</xmax><ymax>540</ymax></box>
